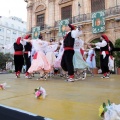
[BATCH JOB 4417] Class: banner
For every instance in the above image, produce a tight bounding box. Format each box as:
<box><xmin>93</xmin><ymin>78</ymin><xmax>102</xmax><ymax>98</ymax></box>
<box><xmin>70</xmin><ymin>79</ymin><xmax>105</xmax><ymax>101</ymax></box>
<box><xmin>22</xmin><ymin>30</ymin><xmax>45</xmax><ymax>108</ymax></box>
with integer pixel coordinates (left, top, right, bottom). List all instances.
<box><xmin>32</xmin><ymin>26</ymin><xmax>40</xmax><ymax>39</ymax></box>
<box><xmin>92</xmin><ymin>11</ymin><xmax>105</xmax><ymax>34</ymax></box>
<box><xmin>58</xmin><ymin>19</ymin><xmax>69</xmax><ymax>37</ymax></box>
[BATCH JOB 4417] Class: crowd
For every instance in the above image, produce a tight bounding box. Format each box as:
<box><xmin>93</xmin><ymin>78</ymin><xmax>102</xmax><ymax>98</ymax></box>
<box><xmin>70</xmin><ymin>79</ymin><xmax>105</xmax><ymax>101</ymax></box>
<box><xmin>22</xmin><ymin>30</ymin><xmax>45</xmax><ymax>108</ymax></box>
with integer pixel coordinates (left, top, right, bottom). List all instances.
<box><xmin>2</xmin><ymin>24</ymin><xmax>114</xmax><ymax>82</ymax></box>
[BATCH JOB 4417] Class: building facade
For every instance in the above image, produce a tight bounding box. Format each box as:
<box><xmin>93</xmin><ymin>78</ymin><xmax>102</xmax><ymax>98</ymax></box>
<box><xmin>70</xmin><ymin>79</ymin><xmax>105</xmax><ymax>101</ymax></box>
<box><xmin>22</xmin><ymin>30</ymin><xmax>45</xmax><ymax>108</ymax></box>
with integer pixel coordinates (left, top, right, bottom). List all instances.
<box><xmin>0</xmin><ymin>16</ymin><xmax>27</xmax><ymax>53</ymax></box>
<box><xmin>25</xmin><ymin>0</ymin><xmax>120</xmax><ymax>43</ymax></box>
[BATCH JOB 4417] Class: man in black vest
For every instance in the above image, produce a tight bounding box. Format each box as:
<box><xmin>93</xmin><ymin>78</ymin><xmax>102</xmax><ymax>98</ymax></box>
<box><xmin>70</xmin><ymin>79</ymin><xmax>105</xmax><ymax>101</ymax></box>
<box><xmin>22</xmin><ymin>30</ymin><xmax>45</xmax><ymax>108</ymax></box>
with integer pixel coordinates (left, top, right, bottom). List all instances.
<box><xmin>90</xmin><ymin>34</ymin><xmax>110</xmax><ymax>78</ymax></box>
<box><xmin>61</xmin><ymin>24</ymin><xmax>82</xmax><ymax>82</ymax></box>
<box><xmin>24</xmin><ymin>34</ymin><xmax>32</xmax><ymax>78</ymax></box>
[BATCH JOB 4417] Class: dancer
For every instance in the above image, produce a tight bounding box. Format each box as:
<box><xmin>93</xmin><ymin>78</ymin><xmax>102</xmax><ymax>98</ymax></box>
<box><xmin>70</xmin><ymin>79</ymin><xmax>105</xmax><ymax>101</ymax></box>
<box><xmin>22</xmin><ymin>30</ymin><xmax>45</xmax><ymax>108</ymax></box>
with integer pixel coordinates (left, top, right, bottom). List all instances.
<box><xmin>23</xmin><ymin>34</ymin><xmax>32</xmax><ymax>78</ymax></box>
<box><xmin>54</xmin><ymin>38</ymin><xmax>64</xmax><ymax>76</ymax></box>
<box><xmin>89</xmin><ymin>34</ymin><xmax>110</xmax><ymax>78</ymax></box>
<box><xmin>108</xmin><ymin>55</ymin><xmax>114</xmax><ymax>74</ymax></box>
<box><xmin>13</xmin><ymin>37</ymin><xmax>24</xmax><ymax>78</ymax></box>
<box><xmin>86</xmin><ymin>45</ymin><xmax>96</xmax><ymax>76</ymax></box>
<box><xmin>61</xmin><ymin>24</ymin><xmax>82</xmax><ymax>82</ymax></box>
<box><xmin>25</xmin><ymin>35</ymin><xmax>51</xmax><ymax>80</ymax></box>
<box><xmin>45</xmin><ymin>39</ymin><xmax>58</xmax><ymax>77</ymax></box>
<box><xmin>73</xmin><ymin>37</ymin><xmax>88</xmax><ymax>80</ymax></box>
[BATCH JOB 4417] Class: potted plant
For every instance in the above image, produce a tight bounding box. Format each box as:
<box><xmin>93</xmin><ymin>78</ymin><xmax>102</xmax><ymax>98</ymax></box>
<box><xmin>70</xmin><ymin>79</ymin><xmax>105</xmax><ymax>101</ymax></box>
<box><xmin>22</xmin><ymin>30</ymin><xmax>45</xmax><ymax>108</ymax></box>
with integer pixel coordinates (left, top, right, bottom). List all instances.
<box><xmin>115</xmin><ymin>38</ymin><xmax>120</xmax><ymax>74</ymax></box>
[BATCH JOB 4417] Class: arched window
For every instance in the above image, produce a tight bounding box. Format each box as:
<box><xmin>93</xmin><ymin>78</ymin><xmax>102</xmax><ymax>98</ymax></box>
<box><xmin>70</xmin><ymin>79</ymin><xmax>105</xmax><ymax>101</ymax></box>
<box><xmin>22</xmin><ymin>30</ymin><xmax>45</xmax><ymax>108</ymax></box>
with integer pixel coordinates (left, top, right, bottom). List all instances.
<box><xmin>37</xmin><ymin>14</ymin><xmax>45</xmax><ymax>29</ymax></box>
<box><xmin>91</xmin><ymin>0</ymin><xmax>105</xmax><ymax>13</ymax></box>
<box><xmin>35</xmin><ymin>5</ymin><xmax>46</xmax><ymax>29</ymax></box>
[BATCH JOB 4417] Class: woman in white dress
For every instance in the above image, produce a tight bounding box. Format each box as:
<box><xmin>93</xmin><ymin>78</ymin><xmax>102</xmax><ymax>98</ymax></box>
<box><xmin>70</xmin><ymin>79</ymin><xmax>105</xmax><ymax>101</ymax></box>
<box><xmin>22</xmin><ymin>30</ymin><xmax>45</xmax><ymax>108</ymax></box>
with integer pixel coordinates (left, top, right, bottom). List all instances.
<box><xmin>24</xmin><ymin>35</ymin><xmax>51</xmax><ymax>80</ymax></box>
<box><xmin>86</xmin><ymin>45</ymin><xmax>96</xmax><ymax>76</ymax></box>
<box><xmin>73</xmin><ymin>38</ymin><xmax>88</xmax><ymax>80</ymax></box>
<box><xmin>45</xmin><ymin>39</ymin><xmax>58</xmax><ymax>76</ymax></box>
<box><xmin>54</xmin><ymin>40</ymin><xmax>64</xmax><ymax>69</ymax></box>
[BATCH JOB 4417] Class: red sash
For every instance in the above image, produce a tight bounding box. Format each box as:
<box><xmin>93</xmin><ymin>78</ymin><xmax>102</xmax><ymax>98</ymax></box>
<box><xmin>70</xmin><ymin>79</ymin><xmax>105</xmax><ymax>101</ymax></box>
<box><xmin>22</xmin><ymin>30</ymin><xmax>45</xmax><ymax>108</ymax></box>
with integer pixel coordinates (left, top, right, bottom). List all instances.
<box><xmin>33</xmin><ymin>53</ymin><xmax>38</xmax><ymax>59</ymax></box>
<box><xmin>14</xmin><ymin>51</ymin><xmax>23</xmax><ymax>55</ymax></box>
<box><xmin>90</xmin><ymin>54</ymin><xmax>94</xmax><ymax>61</ymax></box>
<box><xmin>64</xmin><ymin>47</ymin><xmax>73</xmax><ymax>51</ymax></box>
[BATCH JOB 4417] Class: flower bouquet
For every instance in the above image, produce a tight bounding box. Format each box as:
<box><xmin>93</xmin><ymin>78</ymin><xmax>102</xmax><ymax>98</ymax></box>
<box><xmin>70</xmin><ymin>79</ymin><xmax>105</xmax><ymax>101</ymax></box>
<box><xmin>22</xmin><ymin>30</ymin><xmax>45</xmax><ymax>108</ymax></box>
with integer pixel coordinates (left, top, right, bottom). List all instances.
<box><xmin>34</xmin><ymin>87</ymin><xmax>47</xmax><ymax>99</ymax></box>
<box><xmin>99</xmin><ymin>100</ymin><xmax>120</xmax><ymax>120</ymax></box>
<box><xmin>0</xmin><ymin>82</ymin><xmax>10</xmax><ymax>90</ymax></box>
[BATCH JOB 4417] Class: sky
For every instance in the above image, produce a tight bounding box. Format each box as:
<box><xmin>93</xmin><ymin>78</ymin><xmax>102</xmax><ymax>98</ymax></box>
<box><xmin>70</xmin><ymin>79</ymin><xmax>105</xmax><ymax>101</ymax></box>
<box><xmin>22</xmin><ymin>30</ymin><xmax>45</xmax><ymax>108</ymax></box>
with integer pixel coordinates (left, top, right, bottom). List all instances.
<box><xmin>0</xmin><ymin>0</ymin><xmax>27</xmax><ymax>21</ymax></box>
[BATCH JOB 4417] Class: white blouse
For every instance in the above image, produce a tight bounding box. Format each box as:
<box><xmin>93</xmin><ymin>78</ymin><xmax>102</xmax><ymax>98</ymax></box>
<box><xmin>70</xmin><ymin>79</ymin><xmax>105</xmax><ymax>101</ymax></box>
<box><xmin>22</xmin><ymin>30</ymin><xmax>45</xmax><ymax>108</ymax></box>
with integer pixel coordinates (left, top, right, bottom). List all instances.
<box><xmin>95</xmin><ymin>40</ymin><xmax>107</xmax><ymax>47</ymax></box>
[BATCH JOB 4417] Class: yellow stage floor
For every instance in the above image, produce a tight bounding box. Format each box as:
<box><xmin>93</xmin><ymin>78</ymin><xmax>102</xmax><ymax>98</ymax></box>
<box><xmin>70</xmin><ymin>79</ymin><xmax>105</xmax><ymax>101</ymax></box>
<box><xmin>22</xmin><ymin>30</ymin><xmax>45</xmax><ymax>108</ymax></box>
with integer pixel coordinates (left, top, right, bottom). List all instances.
<box><xmin>0</xmin><ymin>74</ymin><xmax>120</xmax><ymax>120</ymax></box>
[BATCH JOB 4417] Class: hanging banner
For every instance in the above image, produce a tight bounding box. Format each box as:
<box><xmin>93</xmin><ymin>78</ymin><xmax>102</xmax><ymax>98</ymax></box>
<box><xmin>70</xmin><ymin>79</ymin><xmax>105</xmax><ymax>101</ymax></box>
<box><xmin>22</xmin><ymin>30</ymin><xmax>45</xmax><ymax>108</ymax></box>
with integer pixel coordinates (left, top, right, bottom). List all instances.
<box><xmin>58</xmin><ymin>19</ymin><xmax>69</xmax><ymax>37</ymax></box>
<box><xmin>32</xmin><ymin>26</ymin><xmax>40</xmax><ymax>39</ymax></box>
<box><xmin>92</xmin><ymin>11</ymin><xmax>105</xmax><ymax>34</ymax></box>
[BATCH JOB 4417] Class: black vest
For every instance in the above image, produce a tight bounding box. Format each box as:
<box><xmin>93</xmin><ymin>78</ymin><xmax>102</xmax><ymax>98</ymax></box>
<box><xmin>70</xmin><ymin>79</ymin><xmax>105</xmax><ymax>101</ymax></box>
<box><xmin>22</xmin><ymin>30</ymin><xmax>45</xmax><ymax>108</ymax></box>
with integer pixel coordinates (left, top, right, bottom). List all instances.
<box><xmin>14</xmin><ymin>43</ymin><xmax>23</xmax><ymax>51</ymax></box>
<box><xmin>64</xmin><ymin>32</ymin><xmax>75</xmax><ymax>48</ymax></box>
<box><xmin>24</xmin><ymin>42</ymin><xmax>32</xmax><ymax>51</ymax></box>
<box><xmin>100</xmin><ymin>42</ymin><xmax>109</xmax><ymax>52</ymax></box>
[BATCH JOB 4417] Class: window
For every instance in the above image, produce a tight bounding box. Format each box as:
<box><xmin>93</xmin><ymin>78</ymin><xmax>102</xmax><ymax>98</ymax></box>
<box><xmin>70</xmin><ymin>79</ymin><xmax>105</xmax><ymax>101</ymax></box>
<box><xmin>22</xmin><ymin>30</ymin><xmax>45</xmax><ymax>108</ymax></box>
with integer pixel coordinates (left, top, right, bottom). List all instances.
<box><xmin>5</xmin><ymin>22</ymin><xmax>8</xmax><ymax>26</ymax></box>
<box><xmin>5</xmin><ymin>37</ymin><xmax>10</xmax><ymax>44</ymax></box>
<box><xmin>61</xmin><ymin>5</ymin><xmax>72</xmax><ymax>20</ymax></box>
<box><xmin>18</xmin><ymin>32</ymin><xmax>22</xmax><ymax>36</ymax></box>
<box><xmin>11</xmin><ymin>24</ymin><xmax>14</xmax><ymax>28</ymax></box>
<box><xmin>12</xmin><ymin>39</ymin><xmax>16</xmax><ymax>42</ymax></box>
<box><xmin>12</xmin><ymin>31</ymin><xmax>17</xmax><ymax>38</ymax></box>
<box><xmin>23</xmin><ymin>28</ymin><xmax>26</xmax><ymax>32</ymax></box>
<box><xmin>37</xmin><ymin>14</ymin><xmax>45</xmax><ymax>29</ymax></box>
<box><xmin>91</xmin><ymin>0</ymin><xmax>105</xmax><ymax>13</ymax></box>
<box><xmin>0</xmin><ymin>35</ymin><xmax>4</xmax><ymax>44</ymax></box>
<box><xmin>13</xmin><ymin>31</ymin><xmax>16</xmax><ymax>35</ymax></box>
<box><xmin>6</xmin><ymin>30</ymin><xmax>11</xmax><ymax>37</ymax></box>
<box><xmin>0</xmin><ymin>27</ymin><xmax>4</xmax><ymax>33</ymax></box>
<box><xmin>0</xmin><ymin>36</ymin><xmax>4</xmax><ymax>40</ymax></box>
<box><xmin>18</xmin><ymin>26</ymin><xmax>21</xmax><ymax>30</ymax></box>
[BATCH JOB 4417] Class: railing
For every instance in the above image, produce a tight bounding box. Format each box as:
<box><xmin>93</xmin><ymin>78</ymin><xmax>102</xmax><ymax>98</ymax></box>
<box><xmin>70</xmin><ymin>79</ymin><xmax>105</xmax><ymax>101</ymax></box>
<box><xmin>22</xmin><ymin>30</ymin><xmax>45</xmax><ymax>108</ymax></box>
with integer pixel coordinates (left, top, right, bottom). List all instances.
<box><xmin>105</xmin><ymin>5</ymin><xmax>120</xmax><ymax>17</ymax></box>
<box><xmin>55</xmin><ymin>5</ymin><xmax>120</xmax><ymax>28</ymax></box>
<box><xmin>36</xmin><ymin>5</ymin><xmax>120</xmax><ymax>31</ymax></box>
<box><xmin>36</xmin><ymin>23</ymin><xmax>53</xmax><ymax>31</ymax></box>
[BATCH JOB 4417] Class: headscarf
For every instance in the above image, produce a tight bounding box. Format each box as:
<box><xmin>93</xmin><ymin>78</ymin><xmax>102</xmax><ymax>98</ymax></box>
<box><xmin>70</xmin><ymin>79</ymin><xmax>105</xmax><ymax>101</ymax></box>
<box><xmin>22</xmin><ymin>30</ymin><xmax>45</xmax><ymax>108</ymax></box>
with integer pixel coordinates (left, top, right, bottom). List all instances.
<box><xmin>16</xmin><ymin>37</ymin><xmax>21</xmax><ymax>45</ymax></box>
<box><xmin>101</xmin><ymin>34</ymin><xmax>109</xmax><ymax>42</ymax></box>
<box><xmin>24</xmin><ymin>34</ymin><xmax>31</xmax><ymax>39</ymax></box>
<box><xmin>68</xmin><ymin>24</ymin><xmax>75</xmax><ymax>30</ymax></box>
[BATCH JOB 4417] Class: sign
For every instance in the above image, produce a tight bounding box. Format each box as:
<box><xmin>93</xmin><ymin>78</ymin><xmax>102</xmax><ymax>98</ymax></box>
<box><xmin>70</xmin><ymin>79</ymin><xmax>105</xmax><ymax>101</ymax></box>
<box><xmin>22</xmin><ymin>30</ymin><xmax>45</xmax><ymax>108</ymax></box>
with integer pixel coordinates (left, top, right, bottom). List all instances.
<box><xmin>58</xmin><ymin>19</ymin><xmax>69</xmax><ymax>37</ymax></box>
<box><xmin>92</xmin><ymin>11</ymin><xmax>105</xmax><ymax>34</ymax></box>
<box><xmin>32</xmin><ymin>26</ymin><xmax>40</xmax><ymax>39</ymax></box>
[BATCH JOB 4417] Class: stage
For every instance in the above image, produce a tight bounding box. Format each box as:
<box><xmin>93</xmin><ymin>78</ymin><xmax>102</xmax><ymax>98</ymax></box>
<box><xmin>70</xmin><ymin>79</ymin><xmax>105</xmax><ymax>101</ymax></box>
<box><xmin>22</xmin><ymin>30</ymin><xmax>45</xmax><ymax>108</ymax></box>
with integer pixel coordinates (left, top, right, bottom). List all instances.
<box><xmin>0</xmin><ymin>74</ymin><xmax>120</xmax><ymax>120</ymax></box>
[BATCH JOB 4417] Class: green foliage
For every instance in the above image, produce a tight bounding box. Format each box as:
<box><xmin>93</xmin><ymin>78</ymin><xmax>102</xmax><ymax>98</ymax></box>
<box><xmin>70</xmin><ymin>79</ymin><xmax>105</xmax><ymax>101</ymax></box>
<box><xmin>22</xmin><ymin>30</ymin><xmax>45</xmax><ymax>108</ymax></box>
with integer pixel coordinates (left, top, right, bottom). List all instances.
<box><xmin>103</xmin><ymin>103</ymin><xmax>107</xmax><ymax>112</ymax></box>
<box><xmin>115</xmin><ymin>39</ymin><xmax>120</xmax><ymax>67</ymax></box>
<box><xmin>0</xmin><ymin>52</ymin><xmax>13</xmax><ymax>69</ymax></box>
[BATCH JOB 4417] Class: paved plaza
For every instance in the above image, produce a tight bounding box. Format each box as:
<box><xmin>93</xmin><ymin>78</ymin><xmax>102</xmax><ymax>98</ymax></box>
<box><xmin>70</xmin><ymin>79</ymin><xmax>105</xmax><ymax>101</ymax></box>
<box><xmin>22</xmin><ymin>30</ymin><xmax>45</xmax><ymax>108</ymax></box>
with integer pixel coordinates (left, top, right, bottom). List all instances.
<box><xmin>0</xmin><ymin>74</ymin><xmax>120</xmax><ymax>120</ymax></box>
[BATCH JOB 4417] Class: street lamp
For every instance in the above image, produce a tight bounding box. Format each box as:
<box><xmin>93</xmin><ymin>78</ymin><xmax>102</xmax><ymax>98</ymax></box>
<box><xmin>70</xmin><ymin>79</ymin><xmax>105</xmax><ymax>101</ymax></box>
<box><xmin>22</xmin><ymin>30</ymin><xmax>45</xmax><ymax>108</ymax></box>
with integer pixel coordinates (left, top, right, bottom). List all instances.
<box><xmin>78</xmin><ymin>2</ymin><xmax>81</xmax><ymax>16</ymax></box>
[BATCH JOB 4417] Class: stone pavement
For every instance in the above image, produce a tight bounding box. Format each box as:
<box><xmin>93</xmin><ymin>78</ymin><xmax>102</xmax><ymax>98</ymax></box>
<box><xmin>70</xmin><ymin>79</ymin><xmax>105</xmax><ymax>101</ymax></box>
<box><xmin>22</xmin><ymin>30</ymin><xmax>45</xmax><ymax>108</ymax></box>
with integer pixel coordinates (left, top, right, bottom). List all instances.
<box><xmin>0</xmin><ymin>74</ymin><xmax>120</xmax><ymax>120</ymax></box>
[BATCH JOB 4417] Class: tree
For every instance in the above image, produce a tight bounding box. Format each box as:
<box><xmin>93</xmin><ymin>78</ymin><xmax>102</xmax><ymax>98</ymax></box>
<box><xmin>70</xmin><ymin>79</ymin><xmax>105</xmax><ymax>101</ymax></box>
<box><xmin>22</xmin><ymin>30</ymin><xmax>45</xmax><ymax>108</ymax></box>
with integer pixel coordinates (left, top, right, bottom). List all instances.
<box><xmin>115</xmin><ymin>38</ymin><xmax>120</xmax><ymax>68</ymax></box>
<box><xmin>0</xmin><ymin>52</ymin><xmax>13</xmax><ymax>70</ymax></box>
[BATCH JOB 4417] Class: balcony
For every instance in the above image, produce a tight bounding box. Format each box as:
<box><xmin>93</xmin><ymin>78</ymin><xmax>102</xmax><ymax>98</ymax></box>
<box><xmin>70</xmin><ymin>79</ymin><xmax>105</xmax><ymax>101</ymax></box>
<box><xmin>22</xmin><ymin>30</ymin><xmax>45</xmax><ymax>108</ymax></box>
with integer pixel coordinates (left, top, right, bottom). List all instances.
<box><xmin>36</xmin><ymin>23</ymin><xmax>48</xmax><ymax>31</ymax></box>
<box><xmin>55</xmin><ymin>5</ymin><xmax>120</xmax><ymax>28</ymax></box>
<box><xmin>35</xmin><ymin>5</ymin><xmax>120</xmax><ymax>31</ymax></box>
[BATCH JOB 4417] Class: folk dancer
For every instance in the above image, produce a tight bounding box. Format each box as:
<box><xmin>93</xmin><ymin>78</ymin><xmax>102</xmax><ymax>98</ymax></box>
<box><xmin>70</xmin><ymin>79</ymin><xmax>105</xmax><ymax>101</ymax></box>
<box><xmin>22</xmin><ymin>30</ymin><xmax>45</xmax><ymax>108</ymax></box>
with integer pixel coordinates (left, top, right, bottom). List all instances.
<box><xmin>89</xmin><ymin>34</ymin><xmax>110</xmax><ymax>78</ymax></box>
<box><xmin>61</xmin><ymin>24</ymin><xmax>82</xmax><ymax>82</ymax></box>
<box><xmin>25</xmin><ymin>35</ymin><xmax>51</xmax><ymax>80</ymax></box>
<box><xmin>23</xmin><ymin>34</ymin><xmax>32</xmax><ymax>78</ymax></box>
<box><xmin>73</xmin><ymin>37</ymin><xmax>89</xmax><ymax>80</ymax></box>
